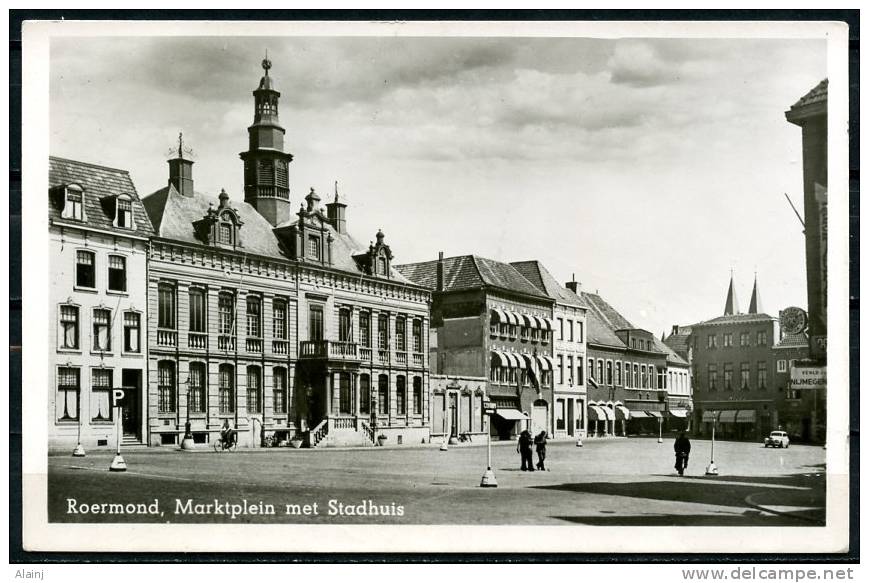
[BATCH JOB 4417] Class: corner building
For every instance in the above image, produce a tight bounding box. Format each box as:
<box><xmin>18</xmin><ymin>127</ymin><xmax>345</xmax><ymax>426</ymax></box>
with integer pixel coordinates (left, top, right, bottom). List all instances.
<box><xmin>48</xmin><ymin>157</ymin><xmax>155</xmax><ymax>451</ymax></box>
<box><xmin>142</xmin><ymin>59</ymin><xmax>430</xmax><ymax>448</ymax></box>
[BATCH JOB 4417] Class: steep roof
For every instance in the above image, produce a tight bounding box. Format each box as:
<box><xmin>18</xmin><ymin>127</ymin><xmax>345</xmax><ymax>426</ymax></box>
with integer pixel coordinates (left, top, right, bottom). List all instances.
<box><xmin>790</xmin><ymin>79</ymin><xmax>828</xmax><ymax>110</ymax></box>
<box><xmin>142</xmin><ymin>185</ymin><xmax>414</xmax><ymax>283</ymax></box>
<box><xmin>655</xmin><ymin>337</ymin><xmax>689</xmax><ymax>366</ymax></box>
<box><xmin>395</xmin><ymin>255</ymin><xmax>550</xmax><ymax>300</ymax></box>
<box><xmin>581</xmin><ymin>291</ymin><xmax>634</xmax><ymax>331</ymax></box>
<box><xmin>49</xmin><ymin>156</ymin><xmax>155</xmax><ymax>237</ymax></box>
<box><xmin>509</xmin><ymin>260</ymin><xmax>587</xmax><ymax>308</ymax></box>
<box><xmin>583</xmin><ymin>306</ymin><xmax>627</xmax><ymax>348</ymax></box>
<box><xmin>664</xmin><ymin>326</ymin><xmax>693</xmax><ymax>357</ymax></box>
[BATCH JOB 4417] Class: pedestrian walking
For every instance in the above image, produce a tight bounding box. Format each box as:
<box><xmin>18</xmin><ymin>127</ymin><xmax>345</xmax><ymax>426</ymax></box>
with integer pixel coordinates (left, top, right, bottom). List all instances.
<box><xmin>674</xmin><ymin>431</ymin><xmax>691</xmax><ymax>476</ymax></box>
<box><xmin>517</xmin><ymin>429</ymin><xmax>534</xmax><ymax>471</ymax></box>
<box><xmin>534</xmin><ymin>430</ymin><xmax>548</xmax><ymax>471</ymax></box>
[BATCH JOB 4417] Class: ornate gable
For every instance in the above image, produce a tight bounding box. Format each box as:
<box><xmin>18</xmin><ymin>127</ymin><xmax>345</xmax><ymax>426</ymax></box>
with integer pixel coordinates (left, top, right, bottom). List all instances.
<box><xmin>193</xmin><ymin>188</ymin><xmax>244</xmax><ymax>249</ymax></box>
<box><xmin>354</xmin><ymin>229</ymin><xmax>393</xmax><ymax>278</ymax></box>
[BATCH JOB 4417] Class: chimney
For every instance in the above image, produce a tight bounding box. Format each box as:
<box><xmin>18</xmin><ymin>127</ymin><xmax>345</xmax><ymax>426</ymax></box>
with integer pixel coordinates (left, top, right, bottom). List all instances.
<box><xmin>565</xmin><ymin>273</ymin><xmax>581</xmax><ymax>294</ymax></box>
<box><xmin>436</xmin><ymin>251</ymin><xmax>444</xmax><ymax>292</ymax></box>
<box><xmin>326</xmin><ymin>180</ymin><xmax>348</xmax><ymax>234</ymax></box>
<box><xmin>168</xmin><ymin>154</ymin><xmax>194</xmax><ymax>197</ymax></box>
<box><xmin>671</xmin><ymin>325</ymin><xmax>681</xmax><ymax>336</ymax></box>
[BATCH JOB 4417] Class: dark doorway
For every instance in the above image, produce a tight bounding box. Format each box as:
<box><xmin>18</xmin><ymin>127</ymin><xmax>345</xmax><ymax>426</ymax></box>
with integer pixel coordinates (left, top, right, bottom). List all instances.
<box><xmin>449</xmin><ymin>393</ymin><xmax>458</xmax><ymax>438</ymax></box>
<box><xmin>120</xmin><ymin>369</ymin><xmax>141</xmax><ymax>439</ymax></box>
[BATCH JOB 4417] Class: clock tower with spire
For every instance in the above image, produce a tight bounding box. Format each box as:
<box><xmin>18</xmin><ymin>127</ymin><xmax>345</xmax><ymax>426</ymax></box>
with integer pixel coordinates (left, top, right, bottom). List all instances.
<box><xmin>240</xmin><ymin>54</ymin><xmax>294</xmax><ymax>226</ymax></box>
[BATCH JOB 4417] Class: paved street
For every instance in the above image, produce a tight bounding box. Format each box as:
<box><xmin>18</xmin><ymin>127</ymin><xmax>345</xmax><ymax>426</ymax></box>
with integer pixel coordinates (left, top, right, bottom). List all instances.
<box><xmin>48</xmin><ymin>437</ymin><xmax>825</xmax><ymax>526</ymax></box>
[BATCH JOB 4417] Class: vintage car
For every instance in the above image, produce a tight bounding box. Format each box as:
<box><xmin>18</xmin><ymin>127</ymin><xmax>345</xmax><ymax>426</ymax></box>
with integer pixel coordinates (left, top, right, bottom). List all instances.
<box><xmin>764</xmin><ymin>430</ymin><xmax>790</xmax><ymax>448</ymax></box>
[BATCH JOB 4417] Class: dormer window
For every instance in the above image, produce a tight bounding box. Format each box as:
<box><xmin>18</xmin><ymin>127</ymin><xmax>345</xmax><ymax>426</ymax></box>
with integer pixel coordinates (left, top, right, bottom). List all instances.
<box><xmin>377</xmin><ymin>256</ymin><xmax>387</xmax><ymax>275</ymax></box>
<box><xmin>62</xmin><ymin>184</ymin><xmax>85</xmax><ymax>221</ymax></box>
<box><xmin>307</xmin><ymin>235</ymin><xmax>321</xmax><ymax>261</ymax></box>
<box><xmin>115</xmin><ymin>196</ymin><xmax>133</xmax><ymax>229</ymax></box>
<box><xmin>218</xmin><ymin>222</ymin><xmax>233</xmax><ymax>244</ymax></box>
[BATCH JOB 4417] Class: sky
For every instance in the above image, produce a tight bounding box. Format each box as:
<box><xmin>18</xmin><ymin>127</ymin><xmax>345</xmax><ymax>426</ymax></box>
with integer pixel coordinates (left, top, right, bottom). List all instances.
<box><xmin>49</xmin><ymin>34</ymin><xmax>826</xmax><ymax>337</ymax></box>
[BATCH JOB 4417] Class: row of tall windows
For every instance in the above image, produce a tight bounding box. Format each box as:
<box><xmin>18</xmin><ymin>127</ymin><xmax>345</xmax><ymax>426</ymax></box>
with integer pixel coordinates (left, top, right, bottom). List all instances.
<box><xmin>74</xmin><ymin>250</ymin><xmax>127</xmax><ymax>292</ymax></box>
<box><xmin>357</xmin><ymin>373</ymin><xmax>423</xmax><ymax>415</ymax></box>
<box><xmin>586</xmin><ymin>357</ymin><xmax>659</xmax><ymax>389</ymax></box>
<box><xmin>155</xmin><ymin>362</ymin><xmax>289</xmax><ymax>415</ymax></box>
<box><xmin>707</xmin><ymin>330</ymin><xmax>769</xmax><ymax>348</ymax></box>
<box><xmin>706</xmin><ymin>361</ymin><xmax>768</xmax><ymax>391</ymax></box>
<box><xmin>556</xmin><ymin>318</ymin><xmax>585</xmax><ymax>343</ymax></box>
<box><xmin>335</xmin><ymin>308</ymin><xmax>423</xmax><ymax>351</ymax></box>
<box><xmin>59</xmin><ymin>305</ymin><xmax>141</xmax><ymax>353</ymax></box>
<box><xmin>489</xmin><ymin>318</ymin><xmax>552</xmax><ymax>344</ymax></box>
<box><xmin>55</xmin><ymin>367</ymin><xmax>117</xmax><ymax>422</ymax></box>
<box><xmin>555</xmin><ymin>354</ymin><xmax>584</xmax><ymax>386</ymax></box>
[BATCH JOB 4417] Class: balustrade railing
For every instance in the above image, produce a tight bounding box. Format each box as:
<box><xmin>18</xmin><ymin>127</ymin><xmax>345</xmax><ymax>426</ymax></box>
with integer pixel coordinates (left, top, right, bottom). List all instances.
<box><xmin>188</xmin><ymin>332</ymin><xmax>207</xmax><ymax>350</ymax></box>
<box><xmin>376</xmin><ymin>349</ymin><xmax>389</xmax><ymax>364</ymax></box>
<box><xmin>246</xmin><ymin>337</ymin><xmax>263</xmax><ymax>353</ymax></box>
<box><xmin>299</xmin><ymin>340</ymin><xmax>358</xmax><ymax>360</ymax></box>
<box><xmin>330</xmin><ymin>416</ymin><xmax>356</xmax><ymax>430</ymax></box>
<box><xmin>395</xmin><ymin>351</ymin><xmax>407</xmax><ymax>365</ymax></box>
<box><xmin>218</xmin><ymin>335</ymin><xmax>236</xmax><ymax>351</ymax></box>
<box><xmin>412</xmin><ymin>352</ymin><xmax>424</xmax><ymax>367</ymax></box>
<box><xmin>272</xmin><ymin>339</ymin><xmax>288</xmax><ymax>355</ymax></box>
<box><xmin>360</xmin><ymin>347</ymin><xmax>372</xmax><ymax>361</ymax></box>
<box><xmin>157</xmin><ymin>329</ymin><xmax>177</xmax><ymax>347</ymax></box>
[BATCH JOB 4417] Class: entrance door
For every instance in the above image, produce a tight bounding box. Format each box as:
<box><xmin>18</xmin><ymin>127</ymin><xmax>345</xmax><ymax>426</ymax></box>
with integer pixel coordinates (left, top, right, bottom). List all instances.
<box><xmin>567</xmin><ymin>399</ymin><xmax>575</xmax><ymax>437</ymax></box>
<box><xmin>120</xmin><ymin>369</ymin><xmax>141</xmax><ymax>439</ymax></box>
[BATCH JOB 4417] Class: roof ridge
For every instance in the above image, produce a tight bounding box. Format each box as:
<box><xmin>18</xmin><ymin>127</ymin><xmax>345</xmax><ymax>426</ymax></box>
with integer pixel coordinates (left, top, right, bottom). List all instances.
<box><xmin>50</xmin><ymin>155</ymin><xmax>131</xmax><ymax>175</ymax></box>
<box><xmin>469</xmin><ymin>255</ymin><xmax>486</xmax><ymax>287</ymax></box>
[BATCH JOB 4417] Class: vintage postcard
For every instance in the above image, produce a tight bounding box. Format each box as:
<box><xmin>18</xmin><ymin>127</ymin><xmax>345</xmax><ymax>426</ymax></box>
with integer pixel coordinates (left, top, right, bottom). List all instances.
<box><xmin>19</xmin><ymin>18</ymin><xmax>851</xmax><ymax>554</ymax></box>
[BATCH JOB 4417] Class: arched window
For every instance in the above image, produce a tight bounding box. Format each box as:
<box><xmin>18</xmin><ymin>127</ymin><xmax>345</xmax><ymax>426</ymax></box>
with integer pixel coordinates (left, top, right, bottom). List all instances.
<box><xmin>377</xmin><ymin>374</ymin><xmax>389</xmax><ymax>415</ymax></box>
<box><xmin>359</xmin><ymin>374</ymin><xmax>371</xmax><ymax>414</ymax></box>
<box><xmin>246</xmin><ymin>366</ymin><xmax>261</xmax><ymax>413</ymax></box>
<box><xmin>273</xmin><ymin>367</ymin><xmax>287</xmax><ymax>414</ymax></box>
<box><xmin>219</xmin><ymin>364</ymin><xmax>235</xmax><ymax>413</ymax></box>
<box><xmin>158</xmin><ymin>361</ymin><xmax>176</xmax><ymax>413</ymax></box>
<box><xmin>188</xmin><ymin>362</ymin><xmax>206</xmax><ymax>413</ymax></box>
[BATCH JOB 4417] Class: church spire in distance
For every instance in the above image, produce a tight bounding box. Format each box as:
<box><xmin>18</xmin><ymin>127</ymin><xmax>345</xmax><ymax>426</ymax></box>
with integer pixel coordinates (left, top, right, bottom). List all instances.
<box><xmin>723</xmin><ymin>270</ymin><xmax>740</xmax><ymax>316</ymax></box>
<box><xmin>748</xmin><ymin>272</ymin><xmax>763</xmax><ymax>314</ymax></box>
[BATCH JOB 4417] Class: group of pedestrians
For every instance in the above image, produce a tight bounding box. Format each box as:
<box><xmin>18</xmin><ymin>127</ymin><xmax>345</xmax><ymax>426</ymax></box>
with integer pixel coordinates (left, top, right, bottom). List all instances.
<box><xmin>516</xmin><ymin>429</ymin><xmax>548</xmax><ymax>471</ymax></box>
<box><xmin>516</xmin><ymin>427</ymin><xmax>692</xmax><ymax>476</ymax></box>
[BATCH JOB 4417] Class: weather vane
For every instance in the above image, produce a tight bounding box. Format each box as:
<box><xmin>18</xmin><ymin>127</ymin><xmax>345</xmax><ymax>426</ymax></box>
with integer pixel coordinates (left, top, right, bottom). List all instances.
<box><xmin>166</xmin><ymin>131</ymin><xmax>195</xmax><ymax>160</ymax></box>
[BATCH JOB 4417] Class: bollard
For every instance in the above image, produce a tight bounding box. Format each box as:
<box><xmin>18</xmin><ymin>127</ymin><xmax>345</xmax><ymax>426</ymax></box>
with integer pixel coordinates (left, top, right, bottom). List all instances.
<box><xmin>72</xmin><ymin>443</ymin><xmax>86</xmax><ymax>457</ymax></box>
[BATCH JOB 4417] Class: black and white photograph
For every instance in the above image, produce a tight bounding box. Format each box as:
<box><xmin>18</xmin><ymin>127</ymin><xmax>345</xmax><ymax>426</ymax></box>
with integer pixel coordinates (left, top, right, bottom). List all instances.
<box><xmin>17</xmin><ymin>16</ymin><xmax>851</xmax><ymax>556</ymax></box>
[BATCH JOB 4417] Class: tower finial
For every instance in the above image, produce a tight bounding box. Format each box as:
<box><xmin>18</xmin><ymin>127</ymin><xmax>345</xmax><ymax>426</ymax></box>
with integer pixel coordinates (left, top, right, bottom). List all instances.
<box><xmin>262</xmin><ymin>50</ymin><xmax>272</xmax><ymax>74</ymax></box>
<box><xmin>334</xmin><ymin>180</ymin><xmax>339</xmax><ymax>202</ymax></box>
<box><xmin>178</xmin><ymin>132</ymin><xmax>184</xmax><ymax>159</ymax></box>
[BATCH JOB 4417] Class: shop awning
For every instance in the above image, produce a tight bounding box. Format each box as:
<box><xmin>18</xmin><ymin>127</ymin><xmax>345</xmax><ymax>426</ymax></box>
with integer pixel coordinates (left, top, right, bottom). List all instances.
<box><xmin>522</xmin><ymin>314</ymin><xmax>538</xmax><ymax>329</ymax></box>
<box><xmin>533</xmin><ymin>316</ymin><xmax>547</xmax><ymax>330</ymax></box>
<box><xmin>645</xmin><ymin>410</ymin><xmax>663</xmax><ymax>418</ymax></box>
<box><xmin>495</xmin><ymin>409</ymin><xmax>528</xmax><ymax>421</ymax></box>
<box><xmin>512</xmin><ymin>353</ymin><xmax>526</xmax><ymax>369</ymax></box>
<box><xmin>506</xmin><ymin>311</ymin><xmax>521</xmax><ymax>326</ymax></box>
<box><xmin>701</xmin><ymin>411</ymin><xmax>718</xmax><ymax>423</ymax></box>
<box><xmin>718</xmin><ymin>410</ymin><xmax>738</xmax><ymax>423</ymax></box>
<box><xmin>631</xmin><ymin>410</ymin><xmax>650</xmax><ymax>418</ymax></box>
<box><xmin>736</xmin><ymin>409</ymin><xmax>756</xmax><ymax>423</ymax></box>
<box><xmin>490</xmin><ymin>309</ymin><xmax>509</xmax><ymax>324</ymax></box>
<box><xmin>539</xmin><ymin>356</ymin><xmax>555</xmax><ymax>371</ymax></box>
<box><xmin>503</xmin><ymin>353</ymin><xmax>519</xmax><ymax>368</ymax></box>
<box><xmin>587</xmin><ymin>405</ymin><xmax>606</xmax><ymax>421</ymax></box>
<box><xmin>490</xmin><ymin>351</ymin><xmax>509</xmax><ymax>367</ymax></box>
<box><xmin>668</xmin><ymin>409</ymin><xmax>689</xmax><ymax>418</ymax></box>
<box><xmin>541</xmin><ymin>318</ymin><xmax>555</xmax><ymax>331</ymax></box>
<box><xmin>600</xmin><ymin>406</ymin><xmax>615</xmax><ymax>420</ymax></box>
<box><xmin>615</xmin><ymin>404</ymin><xmax>632</xmax><ymax>419</ymax></box>
<box><xmin>521</xmin><ymin>354</ymin><xmax>537</xmax><ymax>370</ymax></box>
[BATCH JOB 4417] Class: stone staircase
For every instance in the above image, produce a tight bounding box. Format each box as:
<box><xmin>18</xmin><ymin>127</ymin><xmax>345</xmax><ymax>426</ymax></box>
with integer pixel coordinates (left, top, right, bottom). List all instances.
<box><xmin>309</xmin><ymin>417</ymin><xmax>376</xmax><ymax>448</ymax></box>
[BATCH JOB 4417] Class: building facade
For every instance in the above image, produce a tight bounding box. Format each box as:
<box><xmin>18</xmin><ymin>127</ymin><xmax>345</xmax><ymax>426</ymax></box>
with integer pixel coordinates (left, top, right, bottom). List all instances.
<box><xmin>581</xmin><ymin>291</ymin><xmax>680</xmax><ymax>437</ymax></box>
<box><xmin>772</xmin><ymin>329</ymin><xmax>816</xmax><ymax>442</ymax></box>
<box><xmin>429</xmin><ymin>375</ymin><xmax>488</xmax><ymax>443</ymax></box>
<box><xmin>48</xmin><ymin>157</ymin><xmax>155</xmax><ymax>451</ymax></box>
<box><xmin>688</xmin><ymin>276</ymin><xmax>780</xmax><ymax>441</ymax></box>
<box><xmin>396</xmin><ymin>254</ymin><xmax>555</xmax><ymax>440</ymax></box>
<box><xmin>511</xmin><ymin>262</ymin><xmax>588</xmax><ymax>440</ymax></box>
<box><xmin>141</xmin><ymin>58</ymin><xmax>431</xmax><ymax>448</ymax></box>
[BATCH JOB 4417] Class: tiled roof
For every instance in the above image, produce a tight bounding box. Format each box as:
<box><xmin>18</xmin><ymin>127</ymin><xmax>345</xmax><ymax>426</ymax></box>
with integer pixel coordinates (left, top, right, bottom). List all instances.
<box><xmin>694</xmin><ymin>313</ymin><xmax>775</xmax><ymax>327</ymax></box>
<box><xmin>142</xmin><ymin>185</ymin><xmax>413</xmax><ymax>283</ymax></box>
<box><xmin>773</xmin><ymin>332</ymin><xmax>809</xmax><ymax>349</ymax></box>
<box><xmin>664</xmin><ymin>326</ymin><xmax>693</xmax><ymax>357</ymax></box>
<box><xmin>583</xmin><ymin>307</ymin><xmax>626</xmax><ymax>348</ymax></box>
<box><xmin>49</xmin><ymin>156</ymin><xmax>155</xmax><ymax>237</ymax></box>
<box><xmin>790</xmin><ymin>79</ymin><xmax>828</xmax><ymax>110</ymax></box>
<box><xmin>395</xmin><ymin>255</ymin><xmax>551</xmax><ymax>300</ymax></box>
<box><xmin>581</xmin><ymin>291</ymin><xmax>634</xmax><ymax>331</ymax></box>
<box><xmin>655</xmin><ymin>337</ymin><xmax>689</xmax><ymax>366</ymax></box>
<box><xmin>509</xmin><ymin>260</ymin><xmax>587</xmax><ymax>308</ymax></box>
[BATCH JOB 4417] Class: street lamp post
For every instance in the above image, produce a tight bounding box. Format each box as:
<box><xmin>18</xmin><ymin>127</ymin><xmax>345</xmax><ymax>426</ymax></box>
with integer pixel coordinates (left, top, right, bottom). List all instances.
<box><xmin>705</xmin><ymin>410</ymin><xmax>719</xmax><ymax>475</ymax></box>
<box><xmin>181</xmin><ymin>379</ymin><xmax>195</xmax><ymax>450</ymax></box>
<box><xmin>72</xmin><ymin>410</ymin><xmax>86</xmax><ymax>457</ymax></box>
<box><xmin>657</xmin><ymin>415</ymin><xmax>663</xmax><ymax>444</ymax></box>
<box><xmin>480</xmin><ymin>402</ymin><xmax>498</xmax><ymax>487</ymax></box>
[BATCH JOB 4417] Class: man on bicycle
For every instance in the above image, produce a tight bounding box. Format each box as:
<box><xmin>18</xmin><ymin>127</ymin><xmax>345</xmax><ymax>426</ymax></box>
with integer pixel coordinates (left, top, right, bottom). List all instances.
<box><xmin>220</xmin><ymin>419</ymin><xmax>236</xmax><ymax>448</ymax></box>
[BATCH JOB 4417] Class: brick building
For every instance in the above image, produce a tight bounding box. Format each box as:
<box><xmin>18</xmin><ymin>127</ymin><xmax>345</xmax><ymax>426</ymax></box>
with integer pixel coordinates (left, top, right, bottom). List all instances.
<box><xmin>396</xmin><ymin>254</ymin><xmax>555</xmax><ymax>440</ymax></box>
<box><xmin>48</xmin><ymin>157</ymin><xmax>154</xmax><ymax>451</ymax></box>
<box><xmin>141</xmin><ymin>58</ymin><xmax>431</xmax><ymax>448</ymax></box>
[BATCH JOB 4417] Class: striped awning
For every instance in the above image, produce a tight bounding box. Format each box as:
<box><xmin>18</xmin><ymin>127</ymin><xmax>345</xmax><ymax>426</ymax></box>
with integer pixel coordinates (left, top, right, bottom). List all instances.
<box><xmin>600</xmin><ymin>406</ymin><xmax>615</xmax><ymax>420</ymax></box>
<box><xmin>615</xmin><ymin>404</ymin><xmax>632</xmax><ymax>419</ymax></box>
<box><xmin>701</xmin><ymin>411</ymin><xmax>719</xmax><ymax>423</ymax></box>
<box><xmin>718</xmin><ymin>410</ymin><xmax>738</xmax><ymax>423</ymax></box>
<box><xmin>587</xmin><ymin>405</ymin><xmax>606</xmax><ymax>421</ymax></box>
<box><xmin>533</xmin><ymin>316</ymin><xmax>547</xmax><ymax>330</ymax></box>
<box><xmin>539</xmin><ymin>356</ymin><xmax>555</xmax><ymax>371</ymax></box>
<box><xmin>521</xmin><ymin>353</ymin><xmax>536</xmax><ymax>370</ymax></box>
<box><xmin>505</xmin><ymin>311</ymin><xmax>521</xmax><ymax>326</ymax></box>
<box><xmin>504</xmin><ymin>353</ymin><xmax>525</xmax><ymax>369</ymax></box>
<box><xmin>736</xmin><ymin>409</ymin><xmax>756</xmax><ymax>423</ymax></box>
<box><xmin>541</xmin><ymin>318</ymin><xmax>555</xmax><ymax>331</ymax></box>
<box><xmin>490</xmin><ymin>309</ymin><xmax>509</xmax><ymax>324</ymax></box>
<box><xmin>490</xmin><ymin>351</ymin><xmax>509</xmax><ymax>367</ymax></box>
<box><xmin>521</xmin><ymin>314</ymin><xmax>538</xmax><ymax>329</ymax></box>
